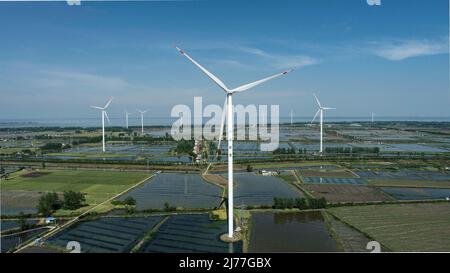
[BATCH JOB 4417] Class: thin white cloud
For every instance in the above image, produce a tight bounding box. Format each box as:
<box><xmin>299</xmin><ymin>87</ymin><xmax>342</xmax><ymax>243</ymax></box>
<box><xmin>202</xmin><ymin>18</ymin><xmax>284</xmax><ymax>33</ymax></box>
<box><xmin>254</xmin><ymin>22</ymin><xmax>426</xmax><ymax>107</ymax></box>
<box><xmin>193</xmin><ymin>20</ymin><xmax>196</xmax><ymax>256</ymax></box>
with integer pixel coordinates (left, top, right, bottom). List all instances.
<box><xmin>236</xmin><ymin>46</ymin><xmax>319</xmax><ymax>69</ymax></box>
<box><xmin>371</xmin><ymin>39</ymin><xmax>449</xmax><ymax>61</ymax></box>
<box><xmin>38</xmin><ymin>70</ymin><xmax>129</xmax><ymax>91</ymax></box>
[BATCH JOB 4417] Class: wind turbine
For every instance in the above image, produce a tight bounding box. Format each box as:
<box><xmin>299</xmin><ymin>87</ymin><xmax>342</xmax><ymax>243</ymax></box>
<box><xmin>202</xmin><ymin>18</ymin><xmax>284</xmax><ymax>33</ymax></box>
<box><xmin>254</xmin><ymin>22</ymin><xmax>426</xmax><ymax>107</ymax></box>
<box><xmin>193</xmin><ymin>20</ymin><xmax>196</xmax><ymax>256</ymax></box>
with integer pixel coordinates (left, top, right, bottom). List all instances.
<box><xmin>90</xmin><ymin>98</ymin><xmax>113</xmax><ymax>153</ymax></box>
<box><xmin>371</xmin><ymin>112</ymin><xmax>375</xmax><ymax>123</ymax></box>
<box><xmin>311</xmin><ymin>94</ymin><xmax>335</xmax><ymax>154</ymax></box>
<box><xmin>137</xmin><ymin>109</ymin><xmax>148</xmax><ymax>135</ymax></box>
<box><xmin>290</xmin><ymin>109</ymin><xmax>293</xmax><ymax>125</ymax></box>
<box><xmin>176</xmin><ymin>46</ymin><xmax>292</xmax><ymax>239</ymax></box>
<box><xmin>125</xmin><ymin>110</ymin><xmax>132</xmax><ymax>129</ymax></box>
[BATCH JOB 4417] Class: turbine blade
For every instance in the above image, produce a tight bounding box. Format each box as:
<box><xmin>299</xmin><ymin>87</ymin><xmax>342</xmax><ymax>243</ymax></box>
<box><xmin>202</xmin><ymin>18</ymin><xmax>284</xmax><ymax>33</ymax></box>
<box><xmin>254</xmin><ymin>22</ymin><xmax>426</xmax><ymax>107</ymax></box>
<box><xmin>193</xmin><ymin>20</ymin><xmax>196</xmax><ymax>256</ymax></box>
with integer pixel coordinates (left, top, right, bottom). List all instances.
<box><xmin>176</xmin><ymin>46</ymin><xmax>229</xmax><ymax>93</ymax></box>
<box><xmin>90</xmin><ymin>106</ymin><xmax>103</xmax><ymax>110</ymax></box>
<box><xmin>323</xmin><ymin>107</ymin><xmax>336</xmax><ymax>110</ymax></box>
<box><xmin>104</xmin><ymin>97</ymin><xmax>113</xmax><ymax>109</ymax></box>
<box><xmin>217</xmin><ymin>96</ymin><xmax>228</xmax><ymax>153</ymax></box>
<box><xmin>313</xmin><ymin>93</ymin><xmax>322</xmax><ymax>108</ymax></box>
<box><xmin>231</xmin><ymin>69</ymin><xmax>293</xmax><ymax>93</ymax></box>
<box><xmin>311</xmin><ymin>109</ymin><xmax>320</xmax><ymax>124</ymax></box>
<box><xmin>104</xmin><ymin>111</ymin><xmax>111</xmax><ymax>125</ymax></box>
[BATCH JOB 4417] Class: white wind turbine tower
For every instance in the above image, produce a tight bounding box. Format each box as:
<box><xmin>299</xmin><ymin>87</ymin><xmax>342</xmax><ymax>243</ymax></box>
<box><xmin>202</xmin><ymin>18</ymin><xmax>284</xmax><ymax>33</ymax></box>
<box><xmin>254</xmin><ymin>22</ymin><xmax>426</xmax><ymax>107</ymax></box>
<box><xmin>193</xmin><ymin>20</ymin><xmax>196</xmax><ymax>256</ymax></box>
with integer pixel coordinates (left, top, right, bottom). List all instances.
<box><xmin>125</xmin><ymin>110</ymin><xmax>132</xmax><ymax>129</ymax></box>
<box><xmin>137</xmin><ymin>109</ymin><xmax>148</xmax><ymax>135</ymax></box>
<box><xmin>290</xmin><ymin>109</ymin><xmax>293</xmax><ymax>125</ymax></box>
<box><xmin>371</xmin><ymin>112</ymin><xmax>375</xmax><ymax>123</ymax></box>
<box><xmin>176</xmin><ymin>46</ymin><xmax>292</xmax><ymax>239</ymax></box>
<box><xmin>311</xmin><ymin>94</ymin><xmax>335</xmax><ymax>154</ymax></box>
<box><xmin>91</xmin><ymin>98</ymin><xmax>113</xmax><ymax>153</ymax></box>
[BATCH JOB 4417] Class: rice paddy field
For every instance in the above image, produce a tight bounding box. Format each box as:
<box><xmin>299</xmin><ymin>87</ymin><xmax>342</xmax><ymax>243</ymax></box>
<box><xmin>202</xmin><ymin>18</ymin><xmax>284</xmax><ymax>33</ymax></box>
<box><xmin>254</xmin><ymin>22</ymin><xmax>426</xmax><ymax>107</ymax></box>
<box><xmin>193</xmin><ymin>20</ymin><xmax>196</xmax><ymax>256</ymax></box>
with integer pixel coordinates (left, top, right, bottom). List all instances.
<box><xmin>118</xmin><ymin>174</ymin><xmax>223</xmax><ymax>210</ymax></box>
<box><xmin>329</xmin><ymin>203</ymin><xmax>450</xmax><ymax>252</ymax></box>
<box><xmin>323</xmin><ymin>212</ymin><xmax>374</xmax><ymax>252</ymax></box>
<box><xmin>298</xmin><ymin>169</ymin><xmax>356</xmax><ymax>178</ymax></box>
<box><xmin>233</xmin><ymin>173</ymin><xmax>302</xmax><ymax>207</ymax></box>
<box><xmin>302</xmin><ymin>177</ymin><xmax>367</xmax><ymax>185</ymax></box>
<box><xmin>368</xmin><ymin>179</ymin><xmax>450</xmax><ymax>188</ymax></box>
<box><xmin>355</xmin><ymin>170</ymin><xmax>450</xmax><ymax>181</ymax></box>
<box><xmin>302</xmin><ymin>184</ymin><xmax>394</xmax><ymax>203</ymax></box>
<box><xmin>140</xmin><ymin>214</ymin><xmax>241</xmax><ymax>253</ymax></box>
<box><xmin>380</xmin><ymin>187</ymin><xmax>450</xmax><ymax>201</ymax></box>
<box><xmin>1</xmin><ymin>190</ymin><xmax>42</xmax><ymax>215</ymax></box>
<box><xmin>1</xmin><ymin>169</ymin><xmax>151</xmax><ymax>214</ymax></box>
<box><xmin>46</xmin><ymin>216</ymin><xmax>163</xmax><ymax>253</ymax></box>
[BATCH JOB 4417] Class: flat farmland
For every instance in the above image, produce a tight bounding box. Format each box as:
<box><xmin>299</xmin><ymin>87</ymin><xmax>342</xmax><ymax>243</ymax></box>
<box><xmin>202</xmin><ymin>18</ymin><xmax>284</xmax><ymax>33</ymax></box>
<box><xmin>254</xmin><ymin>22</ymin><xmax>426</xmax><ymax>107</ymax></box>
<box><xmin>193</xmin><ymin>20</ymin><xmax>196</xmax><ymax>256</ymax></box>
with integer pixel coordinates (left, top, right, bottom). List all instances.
<box><xmin>368</xmin><ymin>179</ymin><xmax>450</xmax><ymax>189</ymax></box>
<box><xmin>302</xmin><ymin>177</ymin><xmax>367</xmax><ymax>185</ymax></box>
<box><xmin>329</xmin><ymin>203</ymin><xmax>450</xmax><ymax>252</ymax></box>
<box><xmin>1</xmin><ymin>169</ymin><xmax>150</xmax><ymax>213</ymax></box>
<box><xmin>302</xmin><ymin>184</ymin><xmax>393</xmax><ymax>203</ymax></box>
<box><xmin>380</xmin><ymin>187</ymin><xmax>450</xmax><ymax>201</ymax></box>
<box><xmin>1</xmin><ymin>190</ymin><xmax>43</xmax><ymax>215</ymax></box>
<box><xmin>298</xmin><ymin>169</ymin><xmax>357</xmax><ymax>178</ymax></box>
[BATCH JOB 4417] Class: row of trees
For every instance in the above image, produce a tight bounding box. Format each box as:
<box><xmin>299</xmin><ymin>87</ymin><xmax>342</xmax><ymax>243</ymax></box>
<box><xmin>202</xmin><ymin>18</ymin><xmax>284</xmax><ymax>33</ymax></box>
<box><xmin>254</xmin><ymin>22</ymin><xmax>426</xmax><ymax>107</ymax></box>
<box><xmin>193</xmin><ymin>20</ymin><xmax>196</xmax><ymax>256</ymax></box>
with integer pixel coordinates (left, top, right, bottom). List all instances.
<box><xmin>40</xmin><ymin>142</ymin><xmax>71</xmax><ymax>151</ymax></box>
<box><xmin>273</xmin><ymin>197</ymin><xmax>327</xmax><ymax>210</ymax></box>
<box><xmin>37</xmin><ymin>191</ymin><xmax>86</xmax><ymax>216</ymax></box>
<box><xmin>324</xmin><ymin>147</ymin><xmax>380</xmax><ymax>154</ymax></box>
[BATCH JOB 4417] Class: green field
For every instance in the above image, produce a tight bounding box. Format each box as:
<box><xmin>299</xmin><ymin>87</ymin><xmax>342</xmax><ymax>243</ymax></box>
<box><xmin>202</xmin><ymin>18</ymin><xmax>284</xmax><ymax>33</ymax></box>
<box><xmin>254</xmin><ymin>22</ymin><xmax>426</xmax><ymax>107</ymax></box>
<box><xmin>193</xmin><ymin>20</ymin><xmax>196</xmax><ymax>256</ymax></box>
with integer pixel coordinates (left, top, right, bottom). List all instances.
<box><xmin>1</xmin><ymin>169</ymin><xmax>151</xmax><ymax>214</ymax></box>
<box><xmin>329</xmin><ymin>203</ymin><xmax>450</xmax><ymax>252</ymax></box>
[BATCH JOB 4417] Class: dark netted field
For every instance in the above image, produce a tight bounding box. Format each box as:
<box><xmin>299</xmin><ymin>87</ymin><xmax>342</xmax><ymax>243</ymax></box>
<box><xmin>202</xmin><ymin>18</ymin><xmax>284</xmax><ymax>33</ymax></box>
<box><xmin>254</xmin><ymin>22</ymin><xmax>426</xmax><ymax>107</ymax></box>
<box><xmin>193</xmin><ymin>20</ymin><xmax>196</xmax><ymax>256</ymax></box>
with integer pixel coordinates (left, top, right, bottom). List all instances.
<box><xmin>140</xmin><ymin>214</ymin><xmax>241</xmax><ymax>253</ymax></box>
<box><xmin>46</xmin><ymin>216</ymin><xmax>163</xmax><ymax>253</ymax></box>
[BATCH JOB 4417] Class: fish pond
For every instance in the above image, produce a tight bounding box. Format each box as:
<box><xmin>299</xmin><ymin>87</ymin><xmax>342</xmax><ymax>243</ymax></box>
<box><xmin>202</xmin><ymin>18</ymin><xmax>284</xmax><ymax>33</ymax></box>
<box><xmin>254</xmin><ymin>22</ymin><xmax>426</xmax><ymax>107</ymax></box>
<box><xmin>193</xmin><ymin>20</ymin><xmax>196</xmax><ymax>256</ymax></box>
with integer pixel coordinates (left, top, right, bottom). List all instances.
<box><xmin>248</xmin><ymin>211</ymin><xmax>339</xmax><ymax>252</ymax></box>
<box><xmin>46</xmin><ymin>216</ymin><xmax>163</xmax><ymax>253</ymax></box>
<box><xmin>140</xmin><ymin>214</ymin><xmax>242</xmax><ymax>253</ymax></box>
<box><xmin>233</xmin><ymin>173</ymin><xmax>302</xmax><ymax>207</ymax></box>
<box><xmin>118</xmin><ymin>174</ymin><xmax>223</xmax><ymax>210</ymax></box>
<box><xmin>380</xmin><ymin>187</ymin><xmax>450</xmax><ymax>201</ymax></box>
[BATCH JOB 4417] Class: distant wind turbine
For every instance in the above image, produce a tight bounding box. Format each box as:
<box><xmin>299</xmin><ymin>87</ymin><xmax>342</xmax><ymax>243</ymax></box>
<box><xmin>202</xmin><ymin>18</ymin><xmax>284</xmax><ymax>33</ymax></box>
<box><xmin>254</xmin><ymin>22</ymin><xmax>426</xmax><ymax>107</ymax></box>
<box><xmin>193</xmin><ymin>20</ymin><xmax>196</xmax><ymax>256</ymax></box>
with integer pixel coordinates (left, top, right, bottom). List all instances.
<box><xmin>125</xmin><ymin>110</ymin><xmax>132</xmax><ymax>129</ymax></box>
<box><xmin>91</xmin><ymin>98</ymin><xmax>113</xmax><ymax>153</ymax></box>
<box><xmin>311</xmin><ymin>94</ymin><xmax>335</xmax><ymax>154</ymax></box>
<box><xmin>176</xmin><ymin>46</ymin><xmax>292</xmax><ymax>239</ymax></box>
<box><xmin>137</xmin><ymin>109</ymin><xmax>148</xmax><ymax>135</ymax></box>
<box><xmin>371</xmin><ymin>112</ymin><xmax>375</xmax><ymax>123</ymax></box>
<box><xmin>290</xmin><ymin>109</ymin><xmax>293</xmax><ymax>125</ymax></box>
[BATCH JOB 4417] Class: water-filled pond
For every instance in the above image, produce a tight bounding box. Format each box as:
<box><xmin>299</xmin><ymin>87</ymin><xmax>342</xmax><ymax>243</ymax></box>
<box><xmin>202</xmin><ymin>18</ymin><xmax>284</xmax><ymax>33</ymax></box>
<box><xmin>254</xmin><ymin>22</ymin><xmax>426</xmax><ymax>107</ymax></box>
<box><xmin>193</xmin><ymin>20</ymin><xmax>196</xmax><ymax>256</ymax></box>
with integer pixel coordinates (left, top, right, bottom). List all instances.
<box><xmin>380</xmin><ymin>187</ymin><xmax>450</xmax><ymax>201</ymax></box>
<box><xmin>248</xmin><ymin>211</ymin><xmax>339</xmax><ymax>252</ymax></box>
<box><xmin>232</xmin><ymin>173</ymin><xmax>302</xmax><ymax>207</ymax></box>
<box><xmin>118</xmin><ymin>174</ymin><xmax>223</xmax><ymax>210</ymax></box>
<box><xmin>302</xmin><ymin>177</ymin><xmax>367</xmax><ymax>185</ymax></box>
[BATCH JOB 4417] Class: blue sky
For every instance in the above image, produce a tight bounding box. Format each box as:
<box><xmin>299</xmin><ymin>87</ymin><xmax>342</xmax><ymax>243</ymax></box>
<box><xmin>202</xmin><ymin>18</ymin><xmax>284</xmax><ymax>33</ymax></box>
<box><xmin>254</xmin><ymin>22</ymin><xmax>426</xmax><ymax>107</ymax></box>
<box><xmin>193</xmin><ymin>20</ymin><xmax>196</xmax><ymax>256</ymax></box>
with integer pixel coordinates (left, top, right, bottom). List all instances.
<box><xmin>0</xmin><ymin>0</ymin><xmax>449</xmax><ymax>120</ymax></box>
